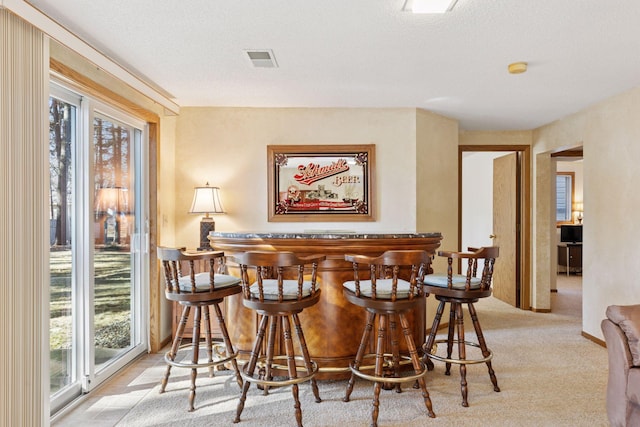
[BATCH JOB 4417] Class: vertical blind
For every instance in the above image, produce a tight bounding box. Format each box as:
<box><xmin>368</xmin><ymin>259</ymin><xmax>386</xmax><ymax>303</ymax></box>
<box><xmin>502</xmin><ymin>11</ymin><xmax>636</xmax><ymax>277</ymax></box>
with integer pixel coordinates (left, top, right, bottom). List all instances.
<box><xmin>1</xmin><ymin>8</ymin><xmax>49</xmax><ymax>426</ymax></box>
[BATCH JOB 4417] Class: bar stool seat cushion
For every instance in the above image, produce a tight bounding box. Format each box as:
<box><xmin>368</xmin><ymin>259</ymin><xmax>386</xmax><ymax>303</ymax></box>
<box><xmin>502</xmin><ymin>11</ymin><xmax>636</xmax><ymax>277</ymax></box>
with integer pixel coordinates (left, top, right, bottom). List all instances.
<box><xmin>423</xmin><ymin>274</ymin><xmax>482</xmax><ymax>290</ymax></box>
<box><xmin>178</xmin><ymin>273</ymin><xmax>241</xmax><ymax>292</ymax></box>
<box><xmin>250</xmin><ymin>279</ymin><xmax>315</xmax><ymax>300</ymax></box>
<box><xmin>343</xmin><ymin>278</ymin><xmax>413</xmax><ymax>299</ymax></box>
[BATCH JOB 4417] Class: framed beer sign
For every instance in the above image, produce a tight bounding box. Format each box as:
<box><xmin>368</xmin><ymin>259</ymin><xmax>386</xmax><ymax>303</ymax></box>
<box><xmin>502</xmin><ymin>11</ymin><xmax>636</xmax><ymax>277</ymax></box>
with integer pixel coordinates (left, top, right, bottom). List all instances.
<box><xmin>267</xmin><ymin>144</ymin><xmax>375</xmax><ymax>222</ymax></box>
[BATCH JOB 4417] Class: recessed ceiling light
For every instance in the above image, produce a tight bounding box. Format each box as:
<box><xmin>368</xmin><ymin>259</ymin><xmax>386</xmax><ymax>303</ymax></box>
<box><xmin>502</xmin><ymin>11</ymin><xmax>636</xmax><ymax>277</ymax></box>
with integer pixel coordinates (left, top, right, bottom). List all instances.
<box><xmin>244</xmin><ymin>49</ymin><xmax>278</xmax><ymax>68</ymax></box>
<box><xmin>508</xmin><ymin>62</ymin><xmax>528</xmax><ymax>74</ymax></box>
<box><xmin>403</xmin><ymin>0</ymin><xmax>458</xmax><ymax>13</ymax></box>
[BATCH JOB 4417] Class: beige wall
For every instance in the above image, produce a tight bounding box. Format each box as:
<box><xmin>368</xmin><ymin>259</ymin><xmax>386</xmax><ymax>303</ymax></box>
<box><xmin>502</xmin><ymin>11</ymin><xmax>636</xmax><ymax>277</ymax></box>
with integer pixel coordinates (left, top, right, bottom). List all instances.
<box><xmin>416</xmin><ymin>108</ymin><xmax>458</xmax><ymax>263</ymax></box>
<box><xmin>459</xmin><ymin>130</ymin><xmax>533</xmax><ymax>147</ymax></box>
<box><xmin>416</xmin><ymin>109</ymin><xmax>459</xmax><ymax>322</ymax></box>
<box><xmin>533</xmin><ymin>86</ymin><xmax>640</xmax><ymax>339</ymax></box>
<box><xmin>172</xmin><ymin>107</ymin><xmax>456</xmax><ymax>247</ymax></box>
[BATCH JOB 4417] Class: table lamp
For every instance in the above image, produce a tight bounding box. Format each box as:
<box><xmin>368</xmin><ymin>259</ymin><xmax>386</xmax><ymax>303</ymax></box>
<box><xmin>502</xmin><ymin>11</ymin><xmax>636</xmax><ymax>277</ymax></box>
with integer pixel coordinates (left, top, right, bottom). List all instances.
<box><xmin>573</xmin><ymin>202</ymin><xmax>583</xmax><ymax>224</ymax></box>
<box><xmin>189</xmin><ymin>182</ymin><xmax>225</xmax><ymax>250</ymax></box>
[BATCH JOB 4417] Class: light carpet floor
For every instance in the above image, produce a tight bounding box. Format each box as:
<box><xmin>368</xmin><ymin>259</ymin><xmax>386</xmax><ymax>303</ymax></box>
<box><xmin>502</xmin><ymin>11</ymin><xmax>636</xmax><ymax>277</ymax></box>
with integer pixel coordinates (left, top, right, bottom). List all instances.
<box><xmin>110</xmin><ymin>275</ymin><xmax>608</xmax><ymax>427</ymax></box>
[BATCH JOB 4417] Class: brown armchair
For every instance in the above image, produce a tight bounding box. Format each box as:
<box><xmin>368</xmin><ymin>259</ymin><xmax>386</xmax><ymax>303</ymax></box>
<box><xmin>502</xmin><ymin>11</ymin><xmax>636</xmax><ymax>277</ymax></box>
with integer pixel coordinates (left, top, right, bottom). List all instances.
<box><xmin>602</xmin><ymin>304</ymin><xmax>640</xmax><ymax>426</ymax></box>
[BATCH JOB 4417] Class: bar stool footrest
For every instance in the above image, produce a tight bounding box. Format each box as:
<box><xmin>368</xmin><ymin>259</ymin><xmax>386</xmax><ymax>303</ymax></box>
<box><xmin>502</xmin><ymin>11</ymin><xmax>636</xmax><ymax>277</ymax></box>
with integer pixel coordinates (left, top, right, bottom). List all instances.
<box><xmin>165</xmin><ymin>342</ymin><xmax>238</xmax><ymax>370</ymax></box>
<box><xmin>350</xmin><ymin>353</ymin><xmax>427</xmax><ymax>384</ymax></box>
<box><xmin>240</xmin><ymin>355</ymin><xmax>318</xmax><ymax>387</ymax></box>
<box><xmin>425</xmin><ymin>339</ymin><xmax>493</xmax><ymax>365</ymax></box>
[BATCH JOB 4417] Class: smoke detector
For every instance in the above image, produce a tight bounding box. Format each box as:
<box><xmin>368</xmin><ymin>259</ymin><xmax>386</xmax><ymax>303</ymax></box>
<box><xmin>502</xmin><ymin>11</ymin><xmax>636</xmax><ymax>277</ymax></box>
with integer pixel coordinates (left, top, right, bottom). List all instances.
<box><xmin>508</xmin><ymin>62</ymin><xmax>528</xmax><ymax>74</ymax></box>
<box><xmin>244</xmin><ymin>49</ymin><xmax>278</xmax><ymax>68</ymax></box>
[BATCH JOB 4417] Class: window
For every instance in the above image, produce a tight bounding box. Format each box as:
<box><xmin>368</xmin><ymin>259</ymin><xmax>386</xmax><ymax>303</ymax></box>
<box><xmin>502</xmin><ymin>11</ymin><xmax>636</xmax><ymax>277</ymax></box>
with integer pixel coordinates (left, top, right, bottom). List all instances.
<box><xmin>556</xmin><ymin>172</ymin><xmax>575</xmax><ymax>224</ymax></box>
<box><xmin>49</xmin><ymin>81</ymin><xmax>149</xmax><ymax>414</ymax></box>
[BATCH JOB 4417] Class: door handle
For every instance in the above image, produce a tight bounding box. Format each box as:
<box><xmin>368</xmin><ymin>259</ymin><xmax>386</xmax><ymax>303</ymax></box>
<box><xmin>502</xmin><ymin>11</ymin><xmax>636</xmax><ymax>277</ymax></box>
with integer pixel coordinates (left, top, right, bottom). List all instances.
<box><xmin>489</xmin><ymin>234</ymin><xmax>496</xmax><ymax>239</ymax></box>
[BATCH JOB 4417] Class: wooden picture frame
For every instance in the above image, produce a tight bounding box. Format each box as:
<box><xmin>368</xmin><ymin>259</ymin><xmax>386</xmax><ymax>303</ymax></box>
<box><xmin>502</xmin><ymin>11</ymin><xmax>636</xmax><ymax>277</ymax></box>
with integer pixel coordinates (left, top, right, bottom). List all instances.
<box><xmin>267</xmin><ymin>144</ymin><xmax>375</xmax><ymax>222</ymax></box>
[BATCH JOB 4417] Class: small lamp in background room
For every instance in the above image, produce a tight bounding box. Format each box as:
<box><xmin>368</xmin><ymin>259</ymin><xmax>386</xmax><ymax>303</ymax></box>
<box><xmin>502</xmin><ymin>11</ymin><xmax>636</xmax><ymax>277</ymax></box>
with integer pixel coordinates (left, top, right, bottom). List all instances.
<box><xmin>573</xmin><ymin>202</ymin><xmax>583</xmax><ymax>224</ymax></box>
<box><xmin>189</xmin><ymin>182</ymin><xmax>225</xmax><ymax>250</ymax></box>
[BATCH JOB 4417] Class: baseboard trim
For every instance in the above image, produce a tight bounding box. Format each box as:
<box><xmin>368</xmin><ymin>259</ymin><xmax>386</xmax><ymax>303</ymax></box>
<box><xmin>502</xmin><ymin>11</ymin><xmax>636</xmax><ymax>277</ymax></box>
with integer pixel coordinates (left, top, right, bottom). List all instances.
<box><xmin>531</xmin><ymin>307</ymin><xmax>551</xmax><ymax>313</ymax></box>
<box><xmin>582</xmin><ymin>331</ymin><xmax>606</xmax><ymax>347</ymax></box>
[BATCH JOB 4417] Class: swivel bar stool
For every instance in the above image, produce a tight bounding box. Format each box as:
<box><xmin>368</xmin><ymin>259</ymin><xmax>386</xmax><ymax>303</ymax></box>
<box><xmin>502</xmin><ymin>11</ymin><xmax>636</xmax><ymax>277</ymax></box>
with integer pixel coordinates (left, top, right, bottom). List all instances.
<box><xmin>232</xmin><ymin>251</ymin><xmax>325</xmax><ymax>427</ymax></box>
<box><xmin>422</xmin><ymin>246</ymin><xmax>500</xmax><ymax>407</ymax></box>
<box><xmin>157</xmin><ymin>247</ymin><xmax>243</xmax><ymax>412</ymax></box>
<box><xmin>342</xmin><ymin>250</ymin><xmax>436</xmax><ymax>427</ymax></box>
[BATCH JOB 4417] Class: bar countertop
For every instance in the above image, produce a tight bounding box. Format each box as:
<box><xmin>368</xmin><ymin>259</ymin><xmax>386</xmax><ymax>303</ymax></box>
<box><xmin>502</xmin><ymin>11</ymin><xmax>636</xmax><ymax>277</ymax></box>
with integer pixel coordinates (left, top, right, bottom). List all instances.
<box><xmin>209</xmin><ymin>231</ymin><xmax>442</xmax><ymax>239</ymax></box>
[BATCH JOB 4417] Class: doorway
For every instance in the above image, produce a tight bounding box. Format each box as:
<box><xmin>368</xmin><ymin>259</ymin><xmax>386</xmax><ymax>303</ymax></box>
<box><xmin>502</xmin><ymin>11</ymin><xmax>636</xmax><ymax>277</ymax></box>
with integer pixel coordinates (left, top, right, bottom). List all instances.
<box><xmin>459</xmin><ymin>145</ymin><xmax>531</xmax><ymax>310</ymax></box>
<box><xmin>551</xmin><ymin>147</ymin><xmax>584</xmax><ymax>319</ymax></box>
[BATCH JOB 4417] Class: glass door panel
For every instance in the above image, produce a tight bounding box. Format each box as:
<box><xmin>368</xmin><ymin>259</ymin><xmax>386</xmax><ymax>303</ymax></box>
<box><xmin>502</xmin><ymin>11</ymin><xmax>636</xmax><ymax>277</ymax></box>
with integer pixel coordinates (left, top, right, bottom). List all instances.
<box><xmin>92</xmin><ymin>113</ymin><xmax>143</xmax><ymax>375</ymax></box>
<box><xmin>49</xmin><ymin>96</ymin><xmax>77</xmax><ymax>396</ymax></box>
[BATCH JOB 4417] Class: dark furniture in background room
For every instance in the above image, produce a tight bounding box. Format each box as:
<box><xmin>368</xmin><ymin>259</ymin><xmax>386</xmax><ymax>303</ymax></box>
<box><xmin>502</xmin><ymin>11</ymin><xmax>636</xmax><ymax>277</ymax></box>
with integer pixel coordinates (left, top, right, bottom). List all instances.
<box><xmin>558</xmin><ymin>224</ymin><xmax>582</xmax><ymax>275</ymax></box>
<box><xmin>557</xmin><ymin>243</ymin><xmax>582</xmax><ymax>275</ymax></box>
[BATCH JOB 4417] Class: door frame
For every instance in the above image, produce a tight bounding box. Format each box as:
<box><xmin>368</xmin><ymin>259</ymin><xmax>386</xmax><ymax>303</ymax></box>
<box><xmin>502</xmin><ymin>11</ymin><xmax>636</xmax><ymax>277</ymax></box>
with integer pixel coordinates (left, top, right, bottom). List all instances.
<box><xmin>48</xmin><ymin>80</ymin><xmax>151</xmax><ymax>414</ymax></box>
<box><xmin>459</xmin><ymin>145</ymin><xmax>531</xmax><ymax>310</ymax></box>
<box><xmin>550</xmin><ymin>146</ymin><xmax>584</xmax><ymax>294</ymax></box>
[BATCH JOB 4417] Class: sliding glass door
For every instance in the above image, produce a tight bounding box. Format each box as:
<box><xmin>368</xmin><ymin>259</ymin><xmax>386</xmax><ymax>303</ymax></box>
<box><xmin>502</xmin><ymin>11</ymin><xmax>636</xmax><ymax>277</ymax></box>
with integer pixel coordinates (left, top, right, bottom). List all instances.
<box><xmin>49</xmin><ymin>82</ymin><xmax>149</xmax><ymax>414</ymax></box>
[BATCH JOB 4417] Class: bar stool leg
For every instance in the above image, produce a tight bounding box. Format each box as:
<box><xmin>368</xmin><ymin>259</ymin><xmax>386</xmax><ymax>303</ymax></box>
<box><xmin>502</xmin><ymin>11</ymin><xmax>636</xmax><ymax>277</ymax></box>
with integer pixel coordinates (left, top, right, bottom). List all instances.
<box><xmin>424</xmin><ymin>300</ymin><xmax>446</xmax><ymax>371</ymax></box>
<box><xmin>399</xmin><ymin>313</ymin><xmax>435</xmax><ymax>418</ymax></box>
<box><xmin>371</xmin><ymin>313</ymin><xmax>388</xmax><ymax>427</ymax></box>
<box><xmin>467</xmin><ymin>303</ymin><xmax>500</xmax><ymax>392</ymax></box>
<box><xmin>387</xmin><ymin>314</ymin><xmax>402</xmax><ymax>393</ymax></box>
<box><xmin>445</xmin><ymin>304</ymin><xmax>456</xmax><ymax>376</ymax></box>
<box><xmin>213</xmin><ymin>302</ymin><xmax>243</xmax><ymax>388</ymax></box>
<box><xmin>188</xmin><ymin>306</ymin><xmax>202</xmax><ymax>412</ymax></box>
<box><xmin>344</xmin><ymin>311</ymin><xmax>376</xmax><ymax>402</ymax></box>
<box><xmin>454</xmin><ymin>302</ymin><xmax>469</xmax><ymax>407</ymax></box>
<box><xmin>161</xmin><ymin>305</ymin><xmax>190</xmax><ymax>394</ymax></box>
<box><xmin>263</xmin><ymin>316</ymin><xmax>278</xmax><ymax>395</ymax></box>
<box><xmin>292</xmin><ymin>313</ymin><xmax>322</xmax><ymax>402</ymax></box>
<box><xmin>234</xmin><ymin>314</ymin><xmax>269</xmax><ymax>424</ymax></box>
<box><xmin>202</xmin><ymin>305</ymin><xmax>215</xmax><ymax>378</ymax></box>
<box><xmin>282</xmin><ymin>315</ymin><xmax>303</xmax><ymax>427</ymax></box>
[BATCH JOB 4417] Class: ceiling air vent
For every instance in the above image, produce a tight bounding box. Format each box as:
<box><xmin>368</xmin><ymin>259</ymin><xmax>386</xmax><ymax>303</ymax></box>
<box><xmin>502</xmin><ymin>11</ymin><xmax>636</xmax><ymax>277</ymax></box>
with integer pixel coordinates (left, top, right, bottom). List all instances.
<box><xmin>244</xmin><ymin>49</ymin><xmax>278</xmax><ymax>68</ymax></box>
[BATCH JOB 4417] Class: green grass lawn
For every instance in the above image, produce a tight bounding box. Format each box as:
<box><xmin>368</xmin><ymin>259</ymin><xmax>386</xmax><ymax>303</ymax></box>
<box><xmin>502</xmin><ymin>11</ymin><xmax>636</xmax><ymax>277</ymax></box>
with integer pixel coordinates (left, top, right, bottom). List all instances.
<box><xmin>50</xmin><ymin>248</ymin><xmax>133</xmax><ymax>393</ymax></box>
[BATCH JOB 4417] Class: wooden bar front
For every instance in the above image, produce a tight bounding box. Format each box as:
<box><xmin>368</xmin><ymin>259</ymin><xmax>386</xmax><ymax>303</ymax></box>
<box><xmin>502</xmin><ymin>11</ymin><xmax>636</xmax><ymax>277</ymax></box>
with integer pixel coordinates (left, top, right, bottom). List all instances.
<box><xmin>209</xmin><ymin>232</ymin><xmax>442</xmax><ymax>379</ymax></box>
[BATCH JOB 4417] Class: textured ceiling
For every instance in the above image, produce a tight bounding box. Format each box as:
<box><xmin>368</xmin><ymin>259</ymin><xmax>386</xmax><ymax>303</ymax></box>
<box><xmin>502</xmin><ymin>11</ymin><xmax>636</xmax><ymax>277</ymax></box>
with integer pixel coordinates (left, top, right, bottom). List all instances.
<box><xmin>28</xmin><ymin>0</ymin><xmax>640</xmax><ymax>130</ymax></box>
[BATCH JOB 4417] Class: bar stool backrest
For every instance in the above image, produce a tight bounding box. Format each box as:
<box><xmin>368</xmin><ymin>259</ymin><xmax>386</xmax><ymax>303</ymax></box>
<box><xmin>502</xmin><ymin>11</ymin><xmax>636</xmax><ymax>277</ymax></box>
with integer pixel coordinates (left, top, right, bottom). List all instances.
<box><xmin>439</xmin><ymin>246</ymin><xmax>499</xmax><ymax>291</ymax></box>
<box><xmin>157</xmin><ymin>246</ymin><xmax>227</xmax><ymax>295</ymax></box>
<box><xmin>232</xmin><ymin>251</ymin><xmax>325</xmax><ymax>303</ymax></box>
<box><xmin>345</xmin><ymin>249</ymin><xmax>431</xmax><ymax>301</ymax></box>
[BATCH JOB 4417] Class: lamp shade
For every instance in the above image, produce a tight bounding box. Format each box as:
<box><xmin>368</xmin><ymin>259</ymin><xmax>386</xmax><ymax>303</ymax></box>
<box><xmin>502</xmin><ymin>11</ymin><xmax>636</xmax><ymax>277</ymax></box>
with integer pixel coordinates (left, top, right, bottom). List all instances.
<box><xmin>189</xmin><ymin>183</ymin><xmax>225</xmax><ymax>215</ymax></box>
<box><xmin>95</xmin><ymin>187</ymin><xmax>129</xmax><ymax>214</ymax></box>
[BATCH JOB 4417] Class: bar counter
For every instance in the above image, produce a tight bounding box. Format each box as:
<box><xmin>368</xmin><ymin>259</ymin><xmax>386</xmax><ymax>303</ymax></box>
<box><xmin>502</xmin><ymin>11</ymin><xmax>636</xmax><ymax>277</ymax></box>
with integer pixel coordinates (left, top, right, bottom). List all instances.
<box><xmin>209</xmin><ymin>231</ymin><xmax>443</xmax><ymax>379</ymax></box>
